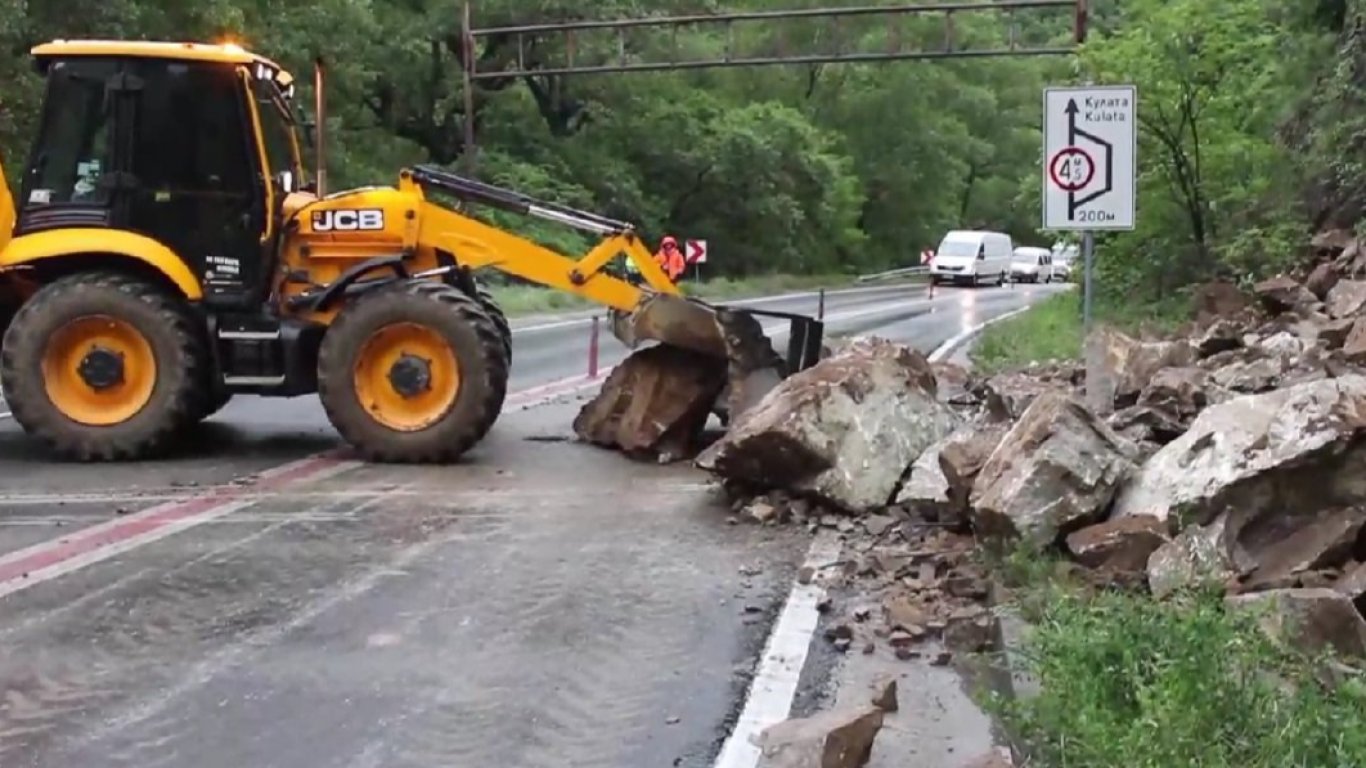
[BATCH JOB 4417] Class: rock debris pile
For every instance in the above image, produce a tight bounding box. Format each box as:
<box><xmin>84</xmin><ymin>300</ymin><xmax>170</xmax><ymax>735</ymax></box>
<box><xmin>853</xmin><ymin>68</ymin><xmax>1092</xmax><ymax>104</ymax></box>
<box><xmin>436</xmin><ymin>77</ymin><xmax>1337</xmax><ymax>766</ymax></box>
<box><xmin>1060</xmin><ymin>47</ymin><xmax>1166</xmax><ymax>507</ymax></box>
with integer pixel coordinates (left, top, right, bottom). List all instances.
<box><xmin>600</xmin><ymin>233</ymin><xmax>1366</xmax><ymax>678</ymax></box>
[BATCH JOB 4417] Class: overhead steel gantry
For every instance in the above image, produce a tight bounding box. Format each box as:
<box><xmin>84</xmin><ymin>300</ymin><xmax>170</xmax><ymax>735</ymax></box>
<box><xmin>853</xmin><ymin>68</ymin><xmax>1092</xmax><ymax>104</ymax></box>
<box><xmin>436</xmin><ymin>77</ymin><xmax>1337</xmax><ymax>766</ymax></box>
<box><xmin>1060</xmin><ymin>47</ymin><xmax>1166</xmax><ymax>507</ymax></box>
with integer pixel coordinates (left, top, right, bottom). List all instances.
<box><xmin>457</xmin><ymin>0</ymin><xmax>1089</xmax><ymax>172</ymax></box>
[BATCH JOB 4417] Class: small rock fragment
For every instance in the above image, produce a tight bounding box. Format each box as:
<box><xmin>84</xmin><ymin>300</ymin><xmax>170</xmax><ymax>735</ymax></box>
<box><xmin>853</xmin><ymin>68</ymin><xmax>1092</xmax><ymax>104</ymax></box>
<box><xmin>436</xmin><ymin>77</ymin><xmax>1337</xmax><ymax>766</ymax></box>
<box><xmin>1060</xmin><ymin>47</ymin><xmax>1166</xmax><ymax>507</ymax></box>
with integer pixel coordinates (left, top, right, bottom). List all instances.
<box><xmin>755</xmin><ymin>705</ymin><xmax>884</xmax><ymax>768</ymax></box>
<box><xmin>870</xmin><ymin>678</ymin><xmax>898</xmax><ymax>712</ymax></box>
<box><xmin>958</xmin><ymin>748</ymin><xmax>1016</xmax><ymax>768</ymax></box>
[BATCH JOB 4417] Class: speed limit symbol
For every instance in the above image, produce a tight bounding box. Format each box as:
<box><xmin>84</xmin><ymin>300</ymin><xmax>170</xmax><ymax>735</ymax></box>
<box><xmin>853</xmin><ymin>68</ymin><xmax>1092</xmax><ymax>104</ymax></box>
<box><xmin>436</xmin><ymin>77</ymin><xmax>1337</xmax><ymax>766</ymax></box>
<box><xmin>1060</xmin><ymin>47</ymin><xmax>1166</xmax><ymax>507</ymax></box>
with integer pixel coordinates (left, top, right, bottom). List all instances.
<box><xmin>1049</xmin><ymin>147</ymin><xmax>1095</xmax><ymax>192</ymax></box>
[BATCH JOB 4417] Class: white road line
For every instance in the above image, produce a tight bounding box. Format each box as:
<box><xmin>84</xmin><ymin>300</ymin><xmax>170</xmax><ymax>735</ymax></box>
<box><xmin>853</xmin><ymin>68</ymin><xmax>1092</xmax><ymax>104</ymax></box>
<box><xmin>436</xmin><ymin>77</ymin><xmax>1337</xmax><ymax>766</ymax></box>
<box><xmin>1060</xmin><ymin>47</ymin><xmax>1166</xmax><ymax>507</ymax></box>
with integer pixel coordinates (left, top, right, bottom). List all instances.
<box><xmin>713</xmin><ymin>530</ymin><xmax>843</xmax><ymax>768</ymax></box>
<box><xmin>927</xmin><ymin>302</ymin><xmax>1037</xmax><ymax>363</ymax></box>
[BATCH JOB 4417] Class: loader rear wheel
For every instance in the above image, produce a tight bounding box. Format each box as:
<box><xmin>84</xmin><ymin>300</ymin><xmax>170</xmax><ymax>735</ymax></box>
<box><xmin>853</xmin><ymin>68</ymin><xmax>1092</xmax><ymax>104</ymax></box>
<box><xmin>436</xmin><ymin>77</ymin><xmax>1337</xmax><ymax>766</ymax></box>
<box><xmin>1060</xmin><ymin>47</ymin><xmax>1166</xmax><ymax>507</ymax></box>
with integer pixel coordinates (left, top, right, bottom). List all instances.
<box><xmin>318</xmin><ymin>281</ymin><xmax>509</xmax><ymax>463</ymax></box>
<box><xmin>0</xmin><ymin>272</ymin><xmax>208</xmax><ymax>461</ymax></box>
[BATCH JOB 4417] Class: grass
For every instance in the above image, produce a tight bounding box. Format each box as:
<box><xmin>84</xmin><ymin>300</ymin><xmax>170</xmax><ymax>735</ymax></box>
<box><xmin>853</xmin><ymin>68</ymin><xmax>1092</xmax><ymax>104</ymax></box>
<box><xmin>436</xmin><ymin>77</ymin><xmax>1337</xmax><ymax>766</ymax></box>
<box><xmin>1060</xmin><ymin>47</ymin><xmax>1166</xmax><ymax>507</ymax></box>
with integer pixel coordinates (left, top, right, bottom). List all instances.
<box><xmin>969</xmin><ymin>289</ymin><xmax>1192</xmax><ymax>375</ymax></box>
<box><xmin>973</xmin><ymin>540</ymin><xmax>1366</xmax><ymax>767</ymax></box>
<box><xmin>986</xmin><ymin>584</ymin><xmax>1366</xmax><ymax>768</ymax></box>
<box><xmin>486</xmin><ymin>273</ymin><xmax>865</xmax><ymax>317</ymax></box>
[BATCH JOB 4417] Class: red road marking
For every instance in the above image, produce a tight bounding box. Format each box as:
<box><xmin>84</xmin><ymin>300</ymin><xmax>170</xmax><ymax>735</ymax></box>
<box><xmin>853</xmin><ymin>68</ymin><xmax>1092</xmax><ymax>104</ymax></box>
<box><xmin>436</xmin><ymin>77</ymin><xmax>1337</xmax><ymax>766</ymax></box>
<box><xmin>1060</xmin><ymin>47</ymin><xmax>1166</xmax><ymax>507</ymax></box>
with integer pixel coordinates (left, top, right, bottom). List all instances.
<box><xmin>0</xmin><ymin>371</ymin><xmax>614</xmax><ymax>596</ymax></box>
<box><xmin>0</xmin><ymin>454</ymin><xmax>346</xmax><ymax>586</ymax></box>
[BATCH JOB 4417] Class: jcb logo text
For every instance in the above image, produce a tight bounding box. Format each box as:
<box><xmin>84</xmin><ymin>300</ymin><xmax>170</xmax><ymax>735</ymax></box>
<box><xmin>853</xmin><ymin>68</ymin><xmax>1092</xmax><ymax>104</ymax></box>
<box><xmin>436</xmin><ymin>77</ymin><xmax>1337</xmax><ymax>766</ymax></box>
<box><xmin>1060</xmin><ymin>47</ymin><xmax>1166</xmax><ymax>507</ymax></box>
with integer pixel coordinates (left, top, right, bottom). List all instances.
<box><xmin>312</xmin><ymin>209</ymin><xmax>385</xmax><ymax>232</ymax></box>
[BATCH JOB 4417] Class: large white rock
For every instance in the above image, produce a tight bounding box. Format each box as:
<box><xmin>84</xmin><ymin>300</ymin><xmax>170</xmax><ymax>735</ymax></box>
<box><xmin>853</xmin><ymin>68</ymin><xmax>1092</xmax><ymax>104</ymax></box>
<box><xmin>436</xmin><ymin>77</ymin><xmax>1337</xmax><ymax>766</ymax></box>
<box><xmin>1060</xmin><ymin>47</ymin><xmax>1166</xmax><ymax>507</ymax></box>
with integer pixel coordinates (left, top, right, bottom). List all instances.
<box><xmin>969</xmin><ymin>393</ymin><xmax>1136</xmax><ymax>548</ymax></box>
<box><xmin>696</xmin><ymin>337</ymin><xmax>960</xmax><ymax>513</ymax></box>
<box><xmin>1112</xmin><ymin>376</ymin><xmax>1366</xmax><ymax>527</ymax></box>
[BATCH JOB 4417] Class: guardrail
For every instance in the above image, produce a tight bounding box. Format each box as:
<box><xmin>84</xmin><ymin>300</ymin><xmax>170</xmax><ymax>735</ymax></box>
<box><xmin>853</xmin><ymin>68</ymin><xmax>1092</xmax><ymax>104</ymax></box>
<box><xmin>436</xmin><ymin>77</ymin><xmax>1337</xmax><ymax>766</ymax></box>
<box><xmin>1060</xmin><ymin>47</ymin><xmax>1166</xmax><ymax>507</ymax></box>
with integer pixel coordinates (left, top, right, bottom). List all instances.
<box><xmin>854</xmin><ymin>265</ymin><xmax>930</xmax><ymax>283</ymax></box>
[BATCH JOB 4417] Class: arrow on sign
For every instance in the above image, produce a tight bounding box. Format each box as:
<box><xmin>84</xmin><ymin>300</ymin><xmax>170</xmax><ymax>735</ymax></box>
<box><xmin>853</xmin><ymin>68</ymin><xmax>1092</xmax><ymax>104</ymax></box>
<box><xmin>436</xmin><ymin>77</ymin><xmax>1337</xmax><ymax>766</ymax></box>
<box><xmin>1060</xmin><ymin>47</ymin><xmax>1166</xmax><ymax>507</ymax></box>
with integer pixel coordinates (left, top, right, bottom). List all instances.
<box><xmin>686</xmin><ymin>239</ymin><xmax>708</xmax><ymax>264</ymax></box>
<box><xmin>1065</xmin><ymin>98</ymin><xmax>1115</xmax><ymax>220</ymax></box>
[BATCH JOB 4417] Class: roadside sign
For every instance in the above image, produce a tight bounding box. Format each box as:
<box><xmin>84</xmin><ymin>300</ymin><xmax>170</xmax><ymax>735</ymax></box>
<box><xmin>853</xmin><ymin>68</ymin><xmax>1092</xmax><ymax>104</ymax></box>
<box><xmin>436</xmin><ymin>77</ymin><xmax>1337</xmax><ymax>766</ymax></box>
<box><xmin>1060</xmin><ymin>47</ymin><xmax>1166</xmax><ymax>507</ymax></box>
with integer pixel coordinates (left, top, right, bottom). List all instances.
<box><xmin>686</xmin><ymin>239</ymin><xmax>708</xmax><ymax>264</ymax></box>
<box><xmin>920</xmin><ymin>249</ymin><xmax>934</xmax><ymax>265</ymax></box>
<box><xmin>1042</xmin><ymin>85</ymin><xmax>1137</xmax><ymax>231</ymax></box>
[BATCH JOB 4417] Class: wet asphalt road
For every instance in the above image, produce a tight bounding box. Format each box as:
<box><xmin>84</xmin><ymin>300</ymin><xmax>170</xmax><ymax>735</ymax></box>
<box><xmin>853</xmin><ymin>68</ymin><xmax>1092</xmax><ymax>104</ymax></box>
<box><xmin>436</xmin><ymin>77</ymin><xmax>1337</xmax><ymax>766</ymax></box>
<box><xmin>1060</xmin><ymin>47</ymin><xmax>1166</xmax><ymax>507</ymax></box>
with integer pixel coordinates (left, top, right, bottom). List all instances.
<box><xmin>0</xmin><ymin>281</ymin><xmax>1066</xmax><ymax>768</ymax></box>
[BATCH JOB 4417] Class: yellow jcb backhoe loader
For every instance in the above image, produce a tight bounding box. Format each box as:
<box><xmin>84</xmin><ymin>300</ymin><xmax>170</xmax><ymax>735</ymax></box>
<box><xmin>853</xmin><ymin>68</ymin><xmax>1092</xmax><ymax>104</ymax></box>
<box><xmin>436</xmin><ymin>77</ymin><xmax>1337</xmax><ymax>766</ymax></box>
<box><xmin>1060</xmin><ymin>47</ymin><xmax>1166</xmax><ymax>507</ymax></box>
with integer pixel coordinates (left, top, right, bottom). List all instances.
<box><xmin>0</xmin><ymin>40</ymin><xmax>823</xmax><ymax>463</ymax></box>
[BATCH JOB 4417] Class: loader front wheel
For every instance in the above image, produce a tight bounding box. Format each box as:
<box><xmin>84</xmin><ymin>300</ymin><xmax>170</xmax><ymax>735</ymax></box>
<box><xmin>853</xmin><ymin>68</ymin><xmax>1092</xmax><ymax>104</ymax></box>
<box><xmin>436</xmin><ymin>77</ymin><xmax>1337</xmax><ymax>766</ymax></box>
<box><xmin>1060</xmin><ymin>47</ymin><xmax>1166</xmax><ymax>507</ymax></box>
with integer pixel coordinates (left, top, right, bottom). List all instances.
<box><xmin>473</xmin><ymin>283</ymin><xmax>512</xmax><ymax>365</ymax></box>
<box><xmin>0</xmin><ymin>272</ymin><xmax>208</xmax><ymax>460</ymax></box>
<box><xmin>318</xmin><ymin>281</ymin><xmax>509</xmax><ymax>463</ymax></box>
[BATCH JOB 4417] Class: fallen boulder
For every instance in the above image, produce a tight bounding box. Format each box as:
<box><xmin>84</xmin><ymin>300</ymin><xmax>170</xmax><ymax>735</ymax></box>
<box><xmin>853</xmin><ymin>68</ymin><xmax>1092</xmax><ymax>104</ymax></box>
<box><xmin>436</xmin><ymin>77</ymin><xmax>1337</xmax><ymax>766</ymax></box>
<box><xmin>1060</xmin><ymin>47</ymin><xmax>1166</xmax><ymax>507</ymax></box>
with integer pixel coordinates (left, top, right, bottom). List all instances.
<box><xmin>1195</xmin><ymin>319</ymin><xmax>1244</xmax><ymax>358</ymax></box>
<box><xmin>982</xmin><ymin>371</ymin><xmax>1069</xmax><ymax>421</ymax></box>
<box><xmin>1192</xmin><ymin>281</ymin><xmax>1249</xmax><ymax>323</ymax></box>
<box><xmin>1343</xmin><ymin>320</ymin><xmax>1366</xmax><ymax>364</ymax></box>
<box><xmin>1237</xmin><ymin>507</ymin><xmax>1366</xmax><ymax>593</ymax></box>
<box><xmin>1327</xmin><ymin>279</ymin><xmax>1366</xmax><ymax>319</ymax></box>
<box><xmin>1319</xmin><ymin>318</ymin><xmax>1357</xmax><ymax>350</ymax></box>
<box><xmin>895</xmin><ymin>432</ymin><xmax>957</xmax><ymax>522</ymax></box>
<box><xmin>697</xmin><ymin>338</ymin><xmax>959</xmax><ymax>513</ymax></box>
<box><xmin>939</xmin><ymin>423</ymin><xmax>1008</xmax><ymax>515</ymax></box>
<box><xmin>1313</xmin><ymin>228</ymin><xmax>1357</xmax><ymax>253</ymax></box>
<box><xmin>1207</xmin><ymin>355</ymin><xmax>1285</xmax><ymax>394</ymax></box>
<box><xmin>1257</xmin><ymin>331</ymin><xmax>1306</xmax><ymax>364</ymax></box>
<box><xmin>756</xmin><ymin>705</ymin><xmax>884</xmax><ymax>768</ymax></box>
<box><xmin>1227</xmin><ymin>588</ymin><xmax>1366</xmax><ymax>659</ymax></box>
<box><xmin>573</xmin><ymin>345</ymin><xmax>726</xmax><ymax>461</ymax></box>
<box><xmin>1106</xmin><ymin>405</ymin><xmax>1187</xmax><ymax>448</ymax></box>
<box><xmin>1136</xmin><ymin>366</ymin><xmax>1212</xmax><ymax>422</ymax></box>
<box><xmin>1307</xmin><ymin>261</ymin><xmax>1342</xmax><ymax>300</ymax></box>
<box><xmin>1336</xmin><ymin>561</ymin><xmax>1366</xmax><ymax>603</ymax></box>
<box><xmin>932</xmin><ymin>361</ymin><xmax>976</xmax><ymax>407</ymax></box>
<box><xmin>970</xmin><ymin>393</ymin><xmax>1135</xmax><ymax>548</ymax></box>
<box><xmin>1066</xmin><ymin>515</ymin><xmax>1169</xmax><ymax>573</ymax></box>
<box><xmin>1147</xmin><ymin>516</ymin><xmax>1234</xmax><ymax>599</ymax></box>
<box><xmin>1254</xmin><ymin>275</ymin><xmax>1318</xmax><ymax>315</ymax></box>
<box><xmin>1111</xmin><ymin>376</ymin><xmax>1366</xmax><ymax>529</ymax></box>
<box><xmin>1084</xmin><ymin>328</ymin><xmax>1196</xmax><ymax>413</ymax></box>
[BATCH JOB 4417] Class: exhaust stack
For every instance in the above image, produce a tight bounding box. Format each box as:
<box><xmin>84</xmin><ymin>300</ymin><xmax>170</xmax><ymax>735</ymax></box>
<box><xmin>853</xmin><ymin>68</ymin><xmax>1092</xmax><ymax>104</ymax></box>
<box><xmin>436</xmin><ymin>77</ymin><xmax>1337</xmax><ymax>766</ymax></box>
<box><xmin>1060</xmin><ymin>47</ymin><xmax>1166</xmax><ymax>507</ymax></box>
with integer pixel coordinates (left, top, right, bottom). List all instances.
<box><xmin>313</xmin><ymin>57</ymin><xmax>327</xmax><ymax>197</ymax></box>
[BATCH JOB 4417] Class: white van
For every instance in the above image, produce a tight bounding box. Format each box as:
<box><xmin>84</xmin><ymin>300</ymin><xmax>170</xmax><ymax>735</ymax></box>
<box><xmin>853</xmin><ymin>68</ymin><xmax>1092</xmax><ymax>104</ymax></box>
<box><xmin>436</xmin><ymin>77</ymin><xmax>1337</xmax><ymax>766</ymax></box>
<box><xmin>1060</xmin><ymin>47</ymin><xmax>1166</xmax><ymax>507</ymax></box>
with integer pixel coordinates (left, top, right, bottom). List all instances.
<box><xmin>1011</xmin><ymin>246</ymin><xmax>1055</xmax><ymax>283</ymax></box>
<box><xmin>929</xmin><ymin>230</ymin><xmax>1013</xmax><ymax>287</ymax></box>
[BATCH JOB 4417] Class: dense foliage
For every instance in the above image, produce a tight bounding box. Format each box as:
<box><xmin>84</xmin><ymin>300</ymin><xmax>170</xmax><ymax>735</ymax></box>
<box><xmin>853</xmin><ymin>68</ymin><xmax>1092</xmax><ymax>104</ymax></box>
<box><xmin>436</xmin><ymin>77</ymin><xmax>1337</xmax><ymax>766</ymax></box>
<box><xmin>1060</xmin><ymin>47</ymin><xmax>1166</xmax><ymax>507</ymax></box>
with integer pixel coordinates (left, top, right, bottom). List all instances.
<box><xmin>0</xmin><ymin>0</ymin><xmax>1361</xmax><ymax>290</ymax></box>
<box><xmin>0</xmin><ymin>0</ymin><xmax>1073</xmax><ymax>277</ymax></box>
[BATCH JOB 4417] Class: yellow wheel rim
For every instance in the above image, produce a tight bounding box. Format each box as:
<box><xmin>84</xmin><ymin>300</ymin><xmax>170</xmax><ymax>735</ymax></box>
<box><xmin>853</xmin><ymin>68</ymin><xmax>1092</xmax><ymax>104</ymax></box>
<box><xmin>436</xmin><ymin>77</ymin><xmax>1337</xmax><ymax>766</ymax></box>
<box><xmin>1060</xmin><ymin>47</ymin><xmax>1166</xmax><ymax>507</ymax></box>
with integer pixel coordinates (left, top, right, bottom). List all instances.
<box><xmin>42</xmin><ymin>315</ymin><xmax>157</xmax><ymax>427</ymax></box>
<box><xmin>354</xmin><ymin>322</ymin><xmax>461</xmax><ymax>432</ymax></box>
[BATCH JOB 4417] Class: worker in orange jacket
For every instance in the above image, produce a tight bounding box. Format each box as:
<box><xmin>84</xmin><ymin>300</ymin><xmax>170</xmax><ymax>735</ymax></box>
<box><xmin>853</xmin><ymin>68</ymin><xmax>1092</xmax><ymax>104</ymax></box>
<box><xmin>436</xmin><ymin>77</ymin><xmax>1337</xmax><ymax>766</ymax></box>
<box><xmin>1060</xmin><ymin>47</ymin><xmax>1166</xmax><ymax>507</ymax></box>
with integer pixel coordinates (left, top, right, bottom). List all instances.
<box><xmin>654</xmin><ymin>236</ymin><xmax>686</xmax><ymax>283</ymax></box>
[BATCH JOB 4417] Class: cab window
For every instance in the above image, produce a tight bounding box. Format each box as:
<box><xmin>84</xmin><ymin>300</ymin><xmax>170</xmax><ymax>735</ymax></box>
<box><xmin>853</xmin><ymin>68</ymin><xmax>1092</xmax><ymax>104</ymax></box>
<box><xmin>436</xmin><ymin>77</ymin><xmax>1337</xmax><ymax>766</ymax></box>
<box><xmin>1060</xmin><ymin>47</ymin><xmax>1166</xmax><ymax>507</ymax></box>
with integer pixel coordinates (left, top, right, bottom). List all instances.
<box><xmin>26</xmin><ymin>58</ymin><xmax>117</xmax><ymax>206</ymax></box>
<box><xmin>253</xmin><ymin>78</ymin><xmax>302</xmax><ymax>193</ymax></box>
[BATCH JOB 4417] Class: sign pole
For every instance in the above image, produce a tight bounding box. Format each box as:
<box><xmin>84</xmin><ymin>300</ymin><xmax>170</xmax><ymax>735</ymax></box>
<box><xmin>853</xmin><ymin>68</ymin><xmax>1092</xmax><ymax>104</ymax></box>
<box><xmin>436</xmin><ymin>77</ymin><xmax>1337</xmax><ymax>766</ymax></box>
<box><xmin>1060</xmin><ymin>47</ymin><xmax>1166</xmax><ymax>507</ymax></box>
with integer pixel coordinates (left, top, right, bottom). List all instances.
<box><xmin>1082</xmin><ymin>231</ymin><xmax>1095</xmax><ymax>332</ymax></box>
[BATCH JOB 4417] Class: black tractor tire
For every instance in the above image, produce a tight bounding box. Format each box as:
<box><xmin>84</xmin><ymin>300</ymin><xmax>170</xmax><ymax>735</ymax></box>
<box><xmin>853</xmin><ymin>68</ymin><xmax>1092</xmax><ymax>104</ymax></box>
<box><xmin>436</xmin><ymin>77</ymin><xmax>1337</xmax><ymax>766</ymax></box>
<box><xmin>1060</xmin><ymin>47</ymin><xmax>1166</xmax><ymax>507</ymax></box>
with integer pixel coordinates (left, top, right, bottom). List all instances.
<box><xmin>197</xmin><ymin>389</ymin><xmax>234</xmax><ymax>421</ymax></box>
<box><xmin>473</xmin><ymin>282</ymin><xmax>513</xmax><ymax>365</ymax></box>
<box><xmin>0</xmin><ymin>272</ymin><xmax>209</xmax><ymax>461</ymax></box>
<box><xmin>317</xmin><ymin>281</ymin><xmax>509</xmax><ymax>463</ymax></box>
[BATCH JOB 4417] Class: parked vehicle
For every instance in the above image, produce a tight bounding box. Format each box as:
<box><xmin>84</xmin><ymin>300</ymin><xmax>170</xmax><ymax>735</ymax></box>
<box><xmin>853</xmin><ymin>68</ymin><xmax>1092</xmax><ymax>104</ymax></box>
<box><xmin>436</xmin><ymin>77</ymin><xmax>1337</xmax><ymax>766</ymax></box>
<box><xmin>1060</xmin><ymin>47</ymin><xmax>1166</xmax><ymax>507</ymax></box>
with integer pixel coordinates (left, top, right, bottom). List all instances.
<box><xmin>1051</xmin><ymin>243</ymin><xmax>1078</xmax><ymax>281</ymax></box>
<box><xmin>929</xmin><ymin>230</ymin><xmax>1012</xmax><ymax>287</ymax></box>
<box><xmin>1010</xmin><ymin>246</ymin><xmax>1055</xmax><ymax>283</ymax></box>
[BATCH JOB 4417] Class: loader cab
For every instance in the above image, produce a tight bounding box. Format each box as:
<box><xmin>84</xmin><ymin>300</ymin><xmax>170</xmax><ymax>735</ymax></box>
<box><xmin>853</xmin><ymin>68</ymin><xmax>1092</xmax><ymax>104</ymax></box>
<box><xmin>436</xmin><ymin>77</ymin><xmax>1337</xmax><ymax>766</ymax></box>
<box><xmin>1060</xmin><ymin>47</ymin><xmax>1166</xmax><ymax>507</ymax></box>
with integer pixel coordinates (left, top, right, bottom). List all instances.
<box><xmin>19</xmin><ymin>42</ymin><xmax>306</xmax><ymax>308</ymax></box>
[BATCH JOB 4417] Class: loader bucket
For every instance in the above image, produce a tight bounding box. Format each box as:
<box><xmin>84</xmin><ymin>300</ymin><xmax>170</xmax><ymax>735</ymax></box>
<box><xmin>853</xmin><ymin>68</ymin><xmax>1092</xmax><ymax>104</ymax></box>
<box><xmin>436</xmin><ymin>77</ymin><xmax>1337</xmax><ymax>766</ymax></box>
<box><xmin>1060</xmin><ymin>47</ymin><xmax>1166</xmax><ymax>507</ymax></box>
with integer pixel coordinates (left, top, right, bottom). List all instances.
<box><xmin>608</xmin><ymin>292</ymin><xmax>824</xmax><ymax>424</ymax></box>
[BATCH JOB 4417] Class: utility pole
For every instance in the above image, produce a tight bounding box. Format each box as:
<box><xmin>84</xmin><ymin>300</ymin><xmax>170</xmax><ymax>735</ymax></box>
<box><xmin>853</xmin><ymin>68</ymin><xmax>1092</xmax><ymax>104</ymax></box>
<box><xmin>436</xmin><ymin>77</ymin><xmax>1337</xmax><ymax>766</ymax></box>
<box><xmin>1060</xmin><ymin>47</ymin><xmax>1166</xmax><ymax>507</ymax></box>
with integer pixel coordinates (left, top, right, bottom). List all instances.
<box><xmin>461</xmin><ymin>0</ymin><xmax>477</xmax><ymax>178</ymax></box>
